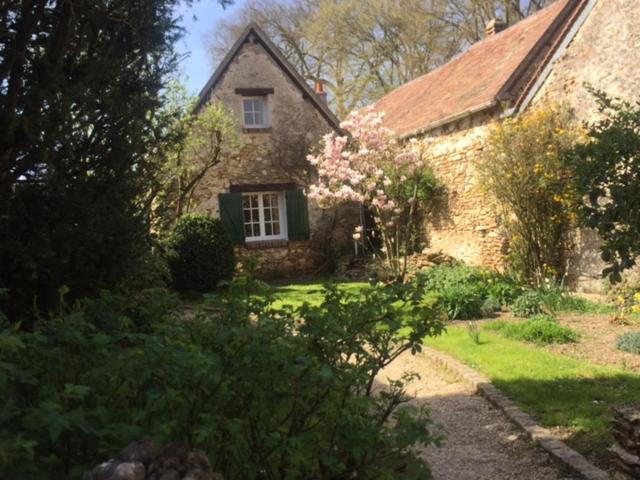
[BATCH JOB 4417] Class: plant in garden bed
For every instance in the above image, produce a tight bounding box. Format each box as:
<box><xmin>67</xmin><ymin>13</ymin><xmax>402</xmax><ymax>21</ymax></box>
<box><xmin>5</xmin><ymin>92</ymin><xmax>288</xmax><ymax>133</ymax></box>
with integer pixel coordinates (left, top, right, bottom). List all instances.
<box><xmin>1</xmin><ymin>275</ymin><xmax>445</xmax><ymax>478</ymax></box>
<box><xmin>478</xmin><ymin>105</ymin><xmax>582</xmax><ymax>287</ymax></box>
<box><xmin>308</xmin><ymin>108</ymin><xmax>440</xmax><ymax>281</ymax></box>
<box><xmin>485</xmin><ymin>314</ymin><xmax>579</xmax><ymax>345</ymax></box>
<box><xmin>511</xmin><ymin>281</ymin><xmax>591</xmax><ymax>318</ymax></box>
<box><xmin>616</xmin><ymin>332</ymin><xmax>640</xmax><ymax>354</ymax></box>
<box><xmin>419</xmin><ymin>264</ymin><xmax>522</xmax><ymax>320</ymax></box>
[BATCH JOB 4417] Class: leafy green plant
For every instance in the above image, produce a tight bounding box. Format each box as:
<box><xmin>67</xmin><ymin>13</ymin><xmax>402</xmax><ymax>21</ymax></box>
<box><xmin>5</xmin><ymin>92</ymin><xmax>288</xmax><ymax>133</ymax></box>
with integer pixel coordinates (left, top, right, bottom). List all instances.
<box><xmin>1</xmin><ymin>276</ymin><xmax>445</xmax><ymax>479</ymax></box>
<box><xmin>485</xmin><ymin>315</ymin><xmax>579</xmax><ymax>344</ymax></box>
<box><xmin>420</xmin><ymin>264</ymin><xmax>522</xmax><ymax>320</ymax></box>
<box><xmin>511</xmin><ymin>281</ymin><xmax>591</xmax><ymax>318</ymax></box>
<box><xmin>512</xmin><ymin>290</ymin><xmax>548</xmax><ymax>317</ymax></box>
<box><xmin>616</xmin><ymin>331</ymin><xmax>640</xmax><ymax>354</ymax></box>
<box><xmin>569</xmin><ymin>90</ymin><xmax>640</xmax><ymax>282</ymax></box>
<box><xmin>167</xmin><ymin>214</ymin><xmax>234</xmax><ymax>293</ymax></box>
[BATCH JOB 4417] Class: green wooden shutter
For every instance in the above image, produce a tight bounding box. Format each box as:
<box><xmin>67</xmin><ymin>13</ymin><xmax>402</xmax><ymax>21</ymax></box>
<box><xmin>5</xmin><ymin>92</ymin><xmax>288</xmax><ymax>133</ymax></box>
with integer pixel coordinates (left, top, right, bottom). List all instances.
<box><xmin>286</xmin><ymin>189</ymin><xmax>310</xmax><ymax>241</ymax></box>
<box><xmin>218</xmin><ymin>192</ymin><xmax>245</xmax><ymax>245</ymax></box>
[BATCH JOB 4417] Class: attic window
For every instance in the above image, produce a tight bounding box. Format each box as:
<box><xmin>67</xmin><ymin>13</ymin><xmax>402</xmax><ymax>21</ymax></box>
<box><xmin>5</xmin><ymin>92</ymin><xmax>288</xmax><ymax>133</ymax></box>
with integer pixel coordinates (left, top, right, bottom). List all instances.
<box><xmin>243</xmin><ymin>97</ymin><xmax>268</xmax><ymax>128</ymax></box>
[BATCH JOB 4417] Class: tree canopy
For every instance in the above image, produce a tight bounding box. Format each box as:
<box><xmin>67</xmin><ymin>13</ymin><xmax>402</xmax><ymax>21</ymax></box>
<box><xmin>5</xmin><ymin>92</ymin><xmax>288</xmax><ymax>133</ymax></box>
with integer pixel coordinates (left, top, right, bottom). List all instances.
<box><xmin>208</xmin><ymin>0</ymin><xmax>553</xmax><ymax>117</ymax></box>
<box><xmin>0</xmin><ymin>0</ymin><xmax>230</xmax><ymax>322</ymax></box>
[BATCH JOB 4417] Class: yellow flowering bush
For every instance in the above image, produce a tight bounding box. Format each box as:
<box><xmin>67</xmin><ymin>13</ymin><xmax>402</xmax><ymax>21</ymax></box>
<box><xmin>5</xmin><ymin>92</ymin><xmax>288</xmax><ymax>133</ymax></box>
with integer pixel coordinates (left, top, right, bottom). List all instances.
<box><xmin>478</xmin><ymin>105</ymin><xmax>583</xmax><ymax>286</ymax></box>
<box><xmin>608</xmin><ymin>276</ymin><xmax>640</xmax><ymax>324</ymax></box>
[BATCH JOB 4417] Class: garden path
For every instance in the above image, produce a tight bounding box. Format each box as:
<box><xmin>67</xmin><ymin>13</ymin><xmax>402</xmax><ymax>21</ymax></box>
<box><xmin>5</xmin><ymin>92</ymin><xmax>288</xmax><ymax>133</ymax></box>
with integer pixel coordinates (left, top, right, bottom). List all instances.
<box><xmin>378</xmin><ymin>351</ymin><xmax>578</xmax><ymax>480</ymax></box>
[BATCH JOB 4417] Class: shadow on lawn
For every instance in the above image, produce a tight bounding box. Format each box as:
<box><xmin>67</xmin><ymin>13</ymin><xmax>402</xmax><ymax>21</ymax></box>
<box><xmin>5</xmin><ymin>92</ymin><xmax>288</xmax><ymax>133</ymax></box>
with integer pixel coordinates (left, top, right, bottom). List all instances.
<box><xmin>492</xmin><ymin>372</ymin><xmax>640</xmax><ymax>457</ymax></box>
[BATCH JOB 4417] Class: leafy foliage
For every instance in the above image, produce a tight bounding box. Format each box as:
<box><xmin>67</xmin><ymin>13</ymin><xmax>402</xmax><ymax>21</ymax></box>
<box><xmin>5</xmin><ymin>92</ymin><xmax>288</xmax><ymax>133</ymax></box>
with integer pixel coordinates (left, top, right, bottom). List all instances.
<box><xmin>607</xmin><ymin>274</ymin><xmax>640</xmax><ymax>323</ymax></box>
<box><xmin>478</xmin><ymin>106</ymin><xmax>582</xmax><ymax>286</ymax></box>
<box><xmin>419</xmin><ymin>264</ymin><xmax>522</xmax><ymax>320</ymax></box>
<box><xmin>511</xmin><ymin>291</ymin><xmax>547</xmax><ymax>317</ymax></box>
<box><xmin>569</xmin><ymin>90</ymin><xmax>640</xmax><ymax>282</ymax></box>
<box><xmin>616</xmin><ymin>331</ymin><xmax>640</xmax><ymax>355</ymax></box>
<box><xmin>149</xmin><ymin>90</ymin><xmax>242</xmax><ymax>234</ymax></box>
<box><xmin>1</xmin><ymin>276</ymin><xmax>444</xmax><ymax>479</ymax></box>
<box><xmin>485</xmin><ymin>316</ymin><xmax>579</xmax><ymax>345</ymax></box>
<box><xmin>167</xmin><ymin>214</ymin><xmax>235</xmax><ymax>293</ymax></box>
<box><xmin>511</xmin><ymin>283</ymin><xmax>590</xmax><ymax>318</ymax></box>
<box><xmin>0</xmin><ymin>0</ymin><xmax>230</xmax><ymax>323</ymax></box>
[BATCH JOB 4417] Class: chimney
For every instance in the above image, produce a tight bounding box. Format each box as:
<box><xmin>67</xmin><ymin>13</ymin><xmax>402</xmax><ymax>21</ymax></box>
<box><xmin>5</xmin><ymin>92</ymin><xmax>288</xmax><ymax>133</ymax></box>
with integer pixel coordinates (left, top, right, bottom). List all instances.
<box><xmin>485</xmin><ymin>18</ymin><xmax>507</xmax><ymax>37</ymax></box>
<box><xmin>314</xmin><ymin>80</ymin><xmax>328</xmax><ymax>104</ymax></box>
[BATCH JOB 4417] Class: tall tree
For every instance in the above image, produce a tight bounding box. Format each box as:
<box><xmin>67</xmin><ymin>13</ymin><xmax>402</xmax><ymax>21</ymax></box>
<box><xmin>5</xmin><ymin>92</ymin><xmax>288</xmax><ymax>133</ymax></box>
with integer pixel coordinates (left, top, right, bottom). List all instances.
<box><xmin>148</xmin><ymin>83</ymin><xmax>241</xmax><ymax>234</ymax></box>
<box><xmin>207</xmin><ymin>0</ymin><xmax>552</xmax><ymax>117</ymax></box>
<box><xmin>0</xmin><ymin>0</ymin><xmax>230</xmax><ymax>322</ymax></box>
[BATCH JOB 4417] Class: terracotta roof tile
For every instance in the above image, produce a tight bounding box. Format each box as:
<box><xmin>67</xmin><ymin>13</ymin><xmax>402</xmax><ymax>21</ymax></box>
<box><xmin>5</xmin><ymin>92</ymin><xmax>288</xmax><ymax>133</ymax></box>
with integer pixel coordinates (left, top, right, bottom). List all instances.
<box><xmin>372</xmin><ymin>0</ymin><xmax>575</xmax><ymax>136</ymax></box>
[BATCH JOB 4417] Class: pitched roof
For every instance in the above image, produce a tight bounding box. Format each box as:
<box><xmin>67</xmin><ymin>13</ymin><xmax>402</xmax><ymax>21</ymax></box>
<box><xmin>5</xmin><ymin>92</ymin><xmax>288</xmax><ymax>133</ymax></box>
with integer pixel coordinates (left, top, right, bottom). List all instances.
<box><xmin>195</xmin><ymin>22</ymin><xmax>341</xmax><ymax>130</ymax></box>
<box><xmin>372</xmin><ymin>0</ymin><xmax>586</xmax><ymax>137</ymax></box>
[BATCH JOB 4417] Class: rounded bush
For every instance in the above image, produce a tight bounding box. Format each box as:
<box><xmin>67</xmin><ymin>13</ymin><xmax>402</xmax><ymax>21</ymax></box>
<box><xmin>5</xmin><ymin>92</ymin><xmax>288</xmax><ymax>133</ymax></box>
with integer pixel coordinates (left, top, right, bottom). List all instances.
<box><xmin>167</xmin><ymin>214</ymin><xmax>235</xmax><ymax>293</ymax></box>
<box><xmin>616</xmin><ymin>331</ymin><xmax>640</xmax><ymax>354</ymax></box>
<box><xmin>511</xmin><ymin>291</ymin><xmax>545</xmax><ymax>317</ymax></box>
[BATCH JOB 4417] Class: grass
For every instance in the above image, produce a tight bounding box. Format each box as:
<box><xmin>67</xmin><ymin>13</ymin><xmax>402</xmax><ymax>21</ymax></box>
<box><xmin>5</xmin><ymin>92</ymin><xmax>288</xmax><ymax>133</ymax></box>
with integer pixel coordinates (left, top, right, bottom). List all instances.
<box><xmin>268</xmin><ymin>280</ymin><xmax>369</xmax><ymax>308</ymax></box>
<box><xmin>427</xmin><ymin>327</ymin><xmax>640</xmax><ymax>454</ymax></box>
<box><xmin>484</xmin><ymin>315</ymin><xmax>580</xmax><ymax>344</ymax></box>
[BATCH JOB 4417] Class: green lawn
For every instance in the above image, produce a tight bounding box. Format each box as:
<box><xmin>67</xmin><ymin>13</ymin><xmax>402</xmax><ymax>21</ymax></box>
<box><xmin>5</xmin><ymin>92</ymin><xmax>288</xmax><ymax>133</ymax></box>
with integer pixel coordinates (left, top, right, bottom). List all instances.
<box><xmin>427</xmin><ymin>326</ymin><xmax>640</xmax><ymax>453</ymax></box>
<box><xmin>269</xmin><ymin>280</ymin><xmax>369</xmax><ymax>309</ymax></box>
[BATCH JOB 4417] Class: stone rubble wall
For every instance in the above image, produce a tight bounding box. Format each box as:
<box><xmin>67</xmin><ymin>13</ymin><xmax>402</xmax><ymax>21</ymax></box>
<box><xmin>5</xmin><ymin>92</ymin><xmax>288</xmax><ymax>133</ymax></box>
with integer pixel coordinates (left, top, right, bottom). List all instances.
<box><xmin>418</xmin><ymin>110</ymin><xmax>508</xmax><ymax>271</ymax></box>
<box><xmin>528</xmin><ymin>0</ymin><xmax>640</xmax><ymax>292</ymax></box>
<box><xmin>192</xmin><ymin>38</ymin><xmax>358</xmax><ymax>276</ymax></box>
<box><xmin>410</xmin><ymin>0</ymin><xmax>640</xmax><ymax>291</ymax></box>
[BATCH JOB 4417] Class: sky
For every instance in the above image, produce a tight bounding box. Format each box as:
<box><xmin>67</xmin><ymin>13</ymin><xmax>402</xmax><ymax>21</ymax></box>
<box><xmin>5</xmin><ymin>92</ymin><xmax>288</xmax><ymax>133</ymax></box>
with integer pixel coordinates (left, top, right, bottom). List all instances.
<box><xmin>174</xmin><ymin>0</ymin><xmax>247</xmax><ymax>95</ymax></box>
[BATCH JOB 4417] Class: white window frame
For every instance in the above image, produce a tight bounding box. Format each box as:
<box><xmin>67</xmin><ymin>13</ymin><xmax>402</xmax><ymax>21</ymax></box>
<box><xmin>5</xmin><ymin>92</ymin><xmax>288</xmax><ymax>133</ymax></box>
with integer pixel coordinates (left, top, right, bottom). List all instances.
<box><xmin>242</xmin><ymin>96</ymin><xmax>269</xmax><ymax>128</ymax></box>
<box><xmin>242</xmin><ymin>191</ymin><xmax>287</xmax><ymax>242</ymax></box>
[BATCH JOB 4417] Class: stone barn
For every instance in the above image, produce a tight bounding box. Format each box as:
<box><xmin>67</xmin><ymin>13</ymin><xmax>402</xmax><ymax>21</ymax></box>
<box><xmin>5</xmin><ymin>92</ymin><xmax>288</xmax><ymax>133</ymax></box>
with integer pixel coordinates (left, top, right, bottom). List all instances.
<box><xmin>372</xmin><ymin>0</ymin><xmax>640</xmax><ymax>292</ymax></box>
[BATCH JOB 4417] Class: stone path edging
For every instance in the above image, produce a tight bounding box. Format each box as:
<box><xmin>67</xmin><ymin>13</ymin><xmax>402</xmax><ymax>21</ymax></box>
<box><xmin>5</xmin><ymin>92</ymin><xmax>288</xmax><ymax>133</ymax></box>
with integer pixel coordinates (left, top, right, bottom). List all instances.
<box><xmin>422</xmin><ymin>346</ymin><xmax>610</xmax><ymax>480</ymax></box>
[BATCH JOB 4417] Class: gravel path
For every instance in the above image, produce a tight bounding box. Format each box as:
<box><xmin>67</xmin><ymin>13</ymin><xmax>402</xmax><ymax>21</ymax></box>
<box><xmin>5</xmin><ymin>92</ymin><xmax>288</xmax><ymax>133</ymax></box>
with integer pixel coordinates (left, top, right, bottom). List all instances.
<box><xmin>378</xmin><ymin>351</ymin><xmax>578</xmax><ymax>480</ymax></box>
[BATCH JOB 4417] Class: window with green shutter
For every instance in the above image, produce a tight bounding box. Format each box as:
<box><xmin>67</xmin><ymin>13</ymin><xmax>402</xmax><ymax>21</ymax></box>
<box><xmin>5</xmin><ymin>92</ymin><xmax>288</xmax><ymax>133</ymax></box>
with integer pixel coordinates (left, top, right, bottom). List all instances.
<box><xmin>218</xmin><ymin>192</ymin><xmax>245</xmax><ymax>245</ymax></box>
<box><xmin>286</xmin><ymin>189</ymin><xmax>310</xmax><ymax>241</ymax></box>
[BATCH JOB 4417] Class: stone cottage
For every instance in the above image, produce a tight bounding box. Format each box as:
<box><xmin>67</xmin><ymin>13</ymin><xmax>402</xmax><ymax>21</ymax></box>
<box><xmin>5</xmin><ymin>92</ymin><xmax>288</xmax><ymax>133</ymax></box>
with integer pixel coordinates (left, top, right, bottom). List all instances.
<box><xmin>372</xmin><ymin>0</ymin><xmax>640</xmax><ymax>291</ymax></box>
<box><xmin>193</xmin><ymin>23</ymin><xmax>358</xmax><ymax>276</ymax></box>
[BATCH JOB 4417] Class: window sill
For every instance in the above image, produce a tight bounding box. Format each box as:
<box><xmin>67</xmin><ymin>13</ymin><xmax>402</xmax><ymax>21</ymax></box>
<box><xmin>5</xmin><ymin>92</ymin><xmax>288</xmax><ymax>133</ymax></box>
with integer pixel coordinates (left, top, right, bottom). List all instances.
<box><xmin>244</xmin><ymin>239</ymin><xmax>288</xmax><ymax>249</ymax></box>
<box><xmin>242</xmin><ymin>127</ymin><xmax>272</xmax><ymax>134</ymax></box>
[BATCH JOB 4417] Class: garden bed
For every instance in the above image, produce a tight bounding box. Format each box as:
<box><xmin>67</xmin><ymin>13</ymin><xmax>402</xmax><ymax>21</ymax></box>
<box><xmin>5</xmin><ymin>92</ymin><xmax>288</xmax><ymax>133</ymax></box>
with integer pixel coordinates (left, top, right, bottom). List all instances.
<box><xmin>472</xmin><ymin>311</ymin><xmax>640</xmax><ymax>372</ymax></box>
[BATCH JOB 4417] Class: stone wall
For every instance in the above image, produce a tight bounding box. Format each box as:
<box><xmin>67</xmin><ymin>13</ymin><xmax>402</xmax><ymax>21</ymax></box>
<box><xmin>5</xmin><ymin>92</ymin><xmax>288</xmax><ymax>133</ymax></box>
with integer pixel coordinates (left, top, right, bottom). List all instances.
<box><xmin>192</xmin><ymin>38</ymin><xmax>358</xmax><ymax>276</ymax></box>
<box><xmin>413</xmin><ymin>0</ymin><xmax>640</xmax><ymax>291</ymax></box>
<box><xmin>530</xmin><ymin>0</ymin><xmax>640</xmax><ymax>291</ymax></box>
<box><xmin>419</xmin><ymin>110</ymin><xmax>508</xmax><ymax>270</ymax></box>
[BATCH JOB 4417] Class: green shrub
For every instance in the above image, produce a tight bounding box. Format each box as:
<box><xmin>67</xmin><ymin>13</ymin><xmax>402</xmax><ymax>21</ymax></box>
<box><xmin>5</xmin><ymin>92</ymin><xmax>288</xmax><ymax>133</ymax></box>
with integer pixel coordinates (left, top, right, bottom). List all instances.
<box><xmin>511</xmin><ymin>283</ymin><xmax>591</xmax><ymax>317</ymax></box>
<box><xmin>511</xmin><ymin>290</ymin><xmax>546</xmax><ymax>317</ymax></box>
<box><xmin>437</xmin><ymin>284</ymin><xmax>488</xmax><ymax>320</ymax></box>
<box><xmin>485</xmin><ymin>315</ymin><xmax>579</xmax><ymax>344</ymax></box>
<box><xmin>420</xmin><ymin>264</ymin><xmax>522</xmax><ymax>320</ymax></box>
<box><xmin>0</xmin><ymin>277</ymin><xmax>444</xmax><ymax>479</ymax></box>
<box><xmin>167</xmin><ymin>214</ymin><xmax>234</xmax><ymax>293</ymax></box>
<box><xmin>616</xmin><ymin>331</ymin><xmax>640</xmax><ymax>354</ymax></box>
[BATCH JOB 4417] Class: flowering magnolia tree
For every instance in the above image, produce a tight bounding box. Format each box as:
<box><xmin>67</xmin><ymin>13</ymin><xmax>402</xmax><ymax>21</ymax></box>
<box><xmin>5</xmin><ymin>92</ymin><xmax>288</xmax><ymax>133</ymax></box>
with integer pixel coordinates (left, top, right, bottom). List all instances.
<box><xmin>308</xmin><ymin>109</ymin><xmax>437</xmax><ymax>280</ymax></box>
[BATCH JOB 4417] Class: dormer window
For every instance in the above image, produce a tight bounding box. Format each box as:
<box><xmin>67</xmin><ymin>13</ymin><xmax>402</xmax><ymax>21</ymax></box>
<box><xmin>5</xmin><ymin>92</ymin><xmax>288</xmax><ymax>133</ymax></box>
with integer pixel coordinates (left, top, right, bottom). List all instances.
<box><xmin>243</xmin><ymin>97</ymin><xmax>268</xmax><ymax>128</ymax></box>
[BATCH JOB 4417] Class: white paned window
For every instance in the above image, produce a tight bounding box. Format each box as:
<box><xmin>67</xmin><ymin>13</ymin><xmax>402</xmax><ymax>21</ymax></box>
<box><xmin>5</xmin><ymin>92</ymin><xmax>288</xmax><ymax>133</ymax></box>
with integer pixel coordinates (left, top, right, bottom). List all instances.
<box><xmin>242</xmin><ymin>192</ymin><xmax>286</xmax><ymax>241</ymax></box>
<box><xmin>242</xmin><ymin>97</ymin><xmax>268</xmax><ymax>128</ymax></box>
